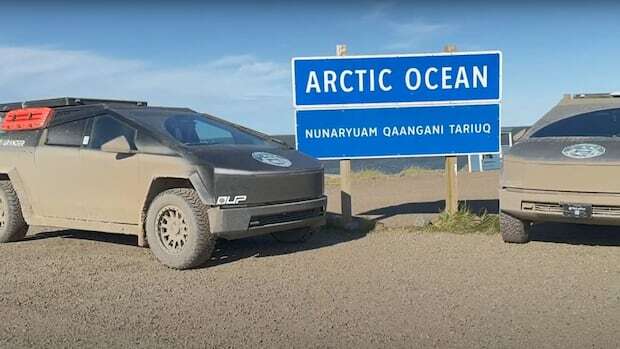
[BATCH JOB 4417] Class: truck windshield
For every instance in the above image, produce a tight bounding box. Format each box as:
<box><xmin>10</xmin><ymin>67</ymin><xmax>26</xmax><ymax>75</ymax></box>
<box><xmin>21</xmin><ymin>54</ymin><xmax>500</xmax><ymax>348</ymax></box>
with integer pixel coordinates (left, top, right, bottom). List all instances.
<box><xmin>531</xmin><ymin>108</ymin><xmax>620</xmax><ymax>138</ymax></box>
<box><xmin>163</xmin><ymin>114</ymin><xmax>268</xmax><ymax>146</ymax></box>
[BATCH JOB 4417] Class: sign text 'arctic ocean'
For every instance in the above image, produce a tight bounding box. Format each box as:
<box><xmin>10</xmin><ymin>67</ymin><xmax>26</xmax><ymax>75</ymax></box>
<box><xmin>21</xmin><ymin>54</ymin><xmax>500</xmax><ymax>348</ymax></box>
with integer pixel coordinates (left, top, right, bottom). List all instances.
<box><xmin>293</xmin><ymin>51</ymin><xmax>501</xmax><ymax>107</ymax></box>
<box><xmin>292</xmin><ymin>51</ymin><xmax>502</xmax><ymax>159</ymax></box>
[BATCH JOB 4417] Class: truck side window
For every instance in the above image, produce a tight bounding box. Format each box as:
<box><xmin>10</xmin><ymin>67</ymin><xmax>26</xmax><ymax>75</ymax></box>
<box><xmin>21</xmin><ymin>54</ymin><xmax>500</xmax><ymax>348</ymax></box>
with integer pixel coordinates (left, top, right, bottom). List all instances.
<box><xmin>46</xmin><ymin>119</ymin><xmax>88</xmax><ymax>147</ymax></box>
<box><xmin>195</xmin><ymin>121</ymin><xmax>234</xmax><ymax>144</ymax></box>
<box><xmin>90</xmin><ymin>115</ymin><xmax>137</xmax><ymax>150</ymax></box>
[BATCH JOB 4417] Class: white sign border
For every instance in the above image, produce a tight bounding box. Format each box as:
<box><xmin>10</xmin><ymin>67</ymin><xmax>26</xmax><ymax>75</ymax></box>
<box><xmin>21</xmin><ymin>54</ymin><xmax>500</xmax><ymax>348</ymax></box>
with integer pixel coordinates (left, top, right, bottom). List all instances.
<box><xmin>294</xmin><ymin>101</ymin><xmax>502</xmax><ymax>160</ymax></box>
<box><xmin>291</xmin><ymin>50</ymin><xmax>503</xmax><ymax>110</ymax></box>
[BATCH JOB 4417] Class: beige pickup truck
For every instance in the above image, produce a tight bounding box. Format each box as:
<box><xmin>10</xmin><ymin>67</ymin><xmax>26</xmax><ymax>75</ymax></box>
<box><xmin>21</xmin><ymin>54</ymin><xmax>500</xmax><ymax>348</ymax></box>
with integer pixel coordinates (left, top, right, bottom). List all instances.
<box><xmin>501</xmin><ymin>93</ymin><xmax>620</xmax><ymax>242</ymax></box>
<box><xmin>0</xmin><ymin>97</ymin><xmax>326</xmax><ymax>269</ymax></box>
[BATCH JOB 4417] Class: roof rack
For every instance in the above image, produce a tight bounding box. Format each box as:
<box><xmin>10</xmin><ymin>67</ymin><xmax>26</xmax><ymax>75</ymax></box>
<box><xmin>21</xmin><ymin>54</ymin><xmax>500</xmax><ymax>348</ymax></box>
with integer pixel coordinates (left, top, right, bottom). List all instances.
<box><xmin>573</xmin><ymin>92</ymin><xmax>620</xmax><ymax>99</ymax></box>
<box><xmin>0</xmin><ymin>97</ymin><xmax>147</xmax><ymax>112</ymax></box>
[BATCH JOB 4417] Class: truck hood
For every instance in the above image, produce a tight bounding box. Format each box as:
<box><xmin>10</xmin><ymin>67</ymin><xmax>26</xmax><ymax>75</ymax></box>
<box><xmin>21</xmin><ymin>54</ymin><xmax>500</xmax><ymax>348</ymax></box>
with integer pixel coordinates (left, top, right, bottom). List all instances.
<box><xmin>186</xmin><ymin>144</ymin><xmax>325</xmax><ymax>206</ymax></box>
<box><xmin>502</xmin><ymin>138</ymin><xmax>620</xmax><ymax>193</ymax></box>
<box><xmin>186</xmin><ymin>144</ymin><xmax>323</xmax><ymax>174</ymax></box>
<box><xmin>506</xmin><ymin>138</ymin><xmax>620</xmax><ymax>164</ymax></box>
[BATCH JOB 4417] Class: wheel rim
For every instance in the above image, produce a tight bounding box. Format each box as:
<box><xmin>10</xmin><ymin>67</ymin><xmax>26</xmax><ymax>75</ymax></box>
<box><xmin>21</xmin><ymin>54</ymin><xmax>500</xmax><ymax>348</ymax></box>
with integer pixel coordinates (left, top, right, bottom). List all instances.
<box><xmin>156</xmin><ymin>205</ymin><xmax>189</xmax><ymax>254</ymax></box>
<box><xmin>0</xmin><ymin>196</ymin><xmax>5</xmax><ymax>231</ymax></box>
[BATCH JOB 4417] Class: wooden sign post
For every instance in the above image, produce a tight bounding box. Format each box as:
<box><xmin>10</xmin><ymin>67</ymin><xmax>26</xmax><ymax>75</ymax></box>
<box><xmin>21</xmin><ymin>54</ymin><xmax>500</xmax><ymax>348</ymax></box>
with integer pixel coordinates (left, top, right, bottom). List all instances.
<box><xmin>293</xmin><ymin>45</ymin><xmax>499</xmax><ymax>221</ymax></box>
<box><xmin>337</xmin><ymin>44</ymin><xmax>353</xmax><ymax>225</ymax></box>
<box><xmin>443</xmin><ymin>44</ymin><xmax>459</xmax><ymax>214</ymax></box>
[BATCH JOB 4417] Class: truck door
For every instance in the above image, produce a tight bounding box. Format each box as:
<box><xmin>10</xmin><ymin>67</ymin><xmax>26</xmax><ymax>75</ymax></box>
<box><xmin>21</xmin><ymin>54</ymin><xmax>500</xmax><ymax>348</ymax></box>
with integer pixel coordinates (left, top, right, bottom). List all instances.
<box><xmin>33</xmin><ymin>118</ymin><xmax>90</xmax><ymax>219</ymax></box>
<box><xmin>78</xmin><ymin>114</ymin><xmax>143</xmax><ymax>224</ymax></box>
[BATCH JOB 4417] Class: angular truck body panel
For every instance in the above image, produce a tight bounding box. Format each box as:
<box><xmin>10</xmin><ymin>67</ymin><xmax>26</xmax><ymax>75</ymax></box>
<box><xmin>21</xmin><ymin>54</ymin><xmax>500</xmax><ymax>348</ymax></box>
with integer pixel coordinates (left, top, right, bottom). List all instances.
<box><xmin>0</xmin><ymin>99</ymin><xmax>326</xmax><ymax>240</ymax></box>
<box><xmin>501</xmin><ymin>94</ymin><xmax>620</xmax><ymax>226</ymax></box>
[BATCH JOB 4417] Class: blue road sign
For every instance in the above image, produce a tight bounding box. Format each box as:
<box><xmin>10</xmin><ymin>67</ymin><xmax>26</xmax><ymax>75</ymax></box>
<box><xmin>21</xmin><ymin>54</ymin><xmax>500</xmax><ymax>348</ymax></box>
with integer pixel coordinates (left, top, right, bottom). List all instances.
<box><xmin>292</xmin><ymin>50</ymin><xmax>502</xmax><ymax>159</ymax></box>
<box><xmin>293</xmin><ymin>51</ymin><xmax>501</xmax><ymax>108</ymax></box>
<box><xmin>296</xmin><ymin>104</ymin><xmax>500</xmax><ymax>159</ymax></box>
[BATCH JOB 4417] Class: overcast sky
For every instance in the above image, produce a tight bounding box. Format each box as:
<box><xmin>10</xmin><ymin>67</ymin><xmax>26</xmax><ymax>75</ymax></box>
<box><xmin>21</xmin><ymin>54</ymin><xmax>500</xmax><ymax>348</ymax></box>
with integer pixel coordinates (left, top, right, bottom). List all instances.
<box><xmin>1</xmin><ymin>1</ymin><xmax>619</xmax><ymax>133</ymax></box>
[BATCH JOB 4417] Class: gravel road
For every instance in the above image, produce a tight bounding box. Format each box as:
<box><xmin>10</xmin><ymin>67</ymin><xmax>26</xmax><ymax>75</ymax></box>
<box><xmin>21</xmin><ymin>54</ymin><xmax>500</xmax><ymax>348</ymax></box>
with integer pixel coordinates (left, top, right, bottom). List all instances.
<box><xmin>0</xmin><ymin>223</ymin><xmax>618</xmax><ymax>348</ymax></box>
<box><xmin>326</xmin><ymin>171</ymin><xmax>500</xmax><ymax>228</ymax></box>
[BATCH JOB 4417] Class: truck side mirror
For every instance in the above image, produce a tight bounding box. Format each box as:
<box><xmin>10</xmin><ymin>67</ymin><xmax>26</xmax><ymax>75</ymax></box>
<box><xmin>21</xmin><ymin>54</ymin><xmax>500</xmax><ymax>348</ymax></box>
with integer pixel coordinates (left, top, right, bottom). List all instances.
<box><xmin>100</xmin><ymin>136</ymin><xmax>132</xmax><ymax>154</ymax></box>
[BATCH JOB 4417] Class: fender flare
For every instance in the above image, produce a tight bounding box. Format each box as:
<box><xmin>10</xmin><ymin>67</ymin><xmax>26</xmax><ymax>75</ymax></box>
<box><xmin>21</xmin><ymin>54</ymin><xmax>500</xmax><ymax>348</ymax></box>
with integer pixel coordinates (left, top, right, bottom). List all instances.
<box><xmin>189</xmin><ymin>172</ymin><xmax>214</xmax><ymax>205</ymax></box>
<box><xmin>138</xmin><ymin>174</ymin><xmax>213</xmax><ymax>247</ymax></box>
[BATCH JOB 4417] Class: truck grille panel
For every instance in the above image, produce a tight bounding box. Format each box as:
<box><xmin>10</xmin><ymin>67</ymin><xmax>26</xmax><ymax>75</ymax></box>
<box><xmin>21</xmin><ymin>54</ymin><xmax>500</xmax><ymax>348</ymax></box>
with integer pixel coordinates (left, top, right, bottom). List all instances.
<box><xmin>592</xmin><ymin>206</ymin><xmax>620</xmax><ymax>217</ymax></box>
<box><xmin>522</xmin><ymin>201</ymin><xmax>620</xmax><ymax>217</ymax></box>
<box><xmin>249</xmin><ymin>208</ymin><xmax>324</xmax><ymax>227</ymax></box>
<box><xmin>215</xmin><ymin>170</ymin><xmax>324</xmax><ymax>206</ymax></box>
<box><xmin>523</xmin><ymin>202</ymin><xmax>563</xmax><ymax>214</ymax></box>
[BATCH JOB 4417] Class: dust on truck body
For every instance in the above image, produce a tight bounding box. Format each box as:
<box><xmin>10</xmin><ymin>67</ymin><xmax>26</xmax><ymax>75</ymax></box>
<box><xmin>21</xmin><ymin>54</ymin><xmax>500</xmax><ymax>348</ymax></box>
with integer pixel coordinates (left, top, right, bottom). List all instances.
<box><xmin>0</xmin><ymin>97</ymin><xmax>326</xmax><ymax>269</ymax></box>
<box><xmin>500</xmin><ymin>93</ymin><xmax>620</xmax><ymax>243</ymax></box>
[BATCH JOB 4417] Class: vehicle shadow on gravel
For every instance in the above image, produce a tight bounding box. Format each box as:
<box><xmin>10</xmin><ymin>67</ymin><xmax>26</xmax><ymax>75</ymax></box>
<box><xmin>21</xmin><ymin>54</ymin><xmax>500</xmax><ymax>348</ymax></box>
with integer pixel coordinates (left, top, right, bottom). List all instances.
<box><xmin>23</xmin><ymin>229</ymin><xmax>138</xmax><ymax>246</ymax></box>
<box><xmin>360</xmin><ymin>199</ymin><xmax>499</xmax><ymax>222</ymax></box>
<box><xmin>23</xmin><ymin>218</ymin><xmax>374</xmax><ymax>268</ymax></box>
<box><xmin>530</xmin><ymin>223</ymin><xmax>620</xmax><ymax>247</ymax></box>
<box><xmin>207</xmin><ymin>220</ymin><xmax>372</xmax><ymax>267</ymax></box>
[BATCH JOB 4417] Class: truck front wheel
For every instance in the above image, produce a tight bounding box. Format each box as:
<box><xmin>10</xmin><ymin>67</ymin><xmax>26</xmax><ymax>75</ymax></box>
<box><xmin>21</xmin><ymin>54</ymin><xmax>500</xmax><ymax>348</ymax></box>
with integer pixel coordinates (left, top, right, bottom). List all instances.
<box><xmin>0</xmin><ymin>180</ymin><xmax>28</xmax><ymax>243</ymax></box>
<box><xmin>500</xmin><ymin>212</ymin><xmax>531</xmax><ymax>243</ymax></box>
<box><xmin>146</xmin><ymin>188</ymin><xmax>216</xmax><ymax>270</ymax></box>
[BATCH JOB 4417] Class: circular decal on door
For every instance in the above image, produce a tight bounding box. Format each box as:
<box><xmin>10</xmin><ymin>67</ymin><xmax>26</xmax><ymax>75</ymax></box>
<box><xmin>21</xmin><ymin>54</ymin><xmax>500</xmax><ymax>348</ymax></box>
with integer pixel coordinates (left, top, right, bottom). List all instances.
<box><xmin>561</xmin><ymin>144</ymin><xmax>606</xmax><ymax>159</ymax></box>
<box><xmin>251</xmin><ymin>152</ymin><xmax>292</xmax><ymax>167</ymax></box>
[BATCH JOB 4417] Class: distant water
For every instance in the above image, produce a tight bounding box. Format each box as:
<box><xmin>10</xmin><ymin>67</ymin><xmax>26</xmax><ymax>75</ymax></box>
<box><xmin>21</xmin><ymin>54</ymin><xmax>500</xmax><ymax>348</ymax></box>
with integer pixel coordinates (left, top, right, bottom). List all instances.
<box><xmin>272</xmin><ymin>135</ymin><xmax>469</xmax><ymax>175</ymax></box>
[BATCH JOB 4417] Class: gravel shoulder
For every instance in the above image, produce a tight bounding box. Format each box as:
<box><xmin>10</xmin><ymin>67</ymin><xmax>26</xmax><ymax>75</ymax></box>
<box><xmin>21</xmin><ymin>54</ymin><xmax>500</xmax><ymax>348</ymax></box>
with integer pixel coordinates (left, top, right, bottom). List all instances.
<box><xmin>1</xmin><ymin>172</ymin><xmax>618</xmax><ymax>348</ymax></box>
<box><xmin>0</xmin><ymin>224</ymin><xmax>618</xmax><ymax>348</ymax></box>
<box><xmin>326</xmin><ymin>171</ymin><xmax>500</xmax><ymax>227</ymax></box>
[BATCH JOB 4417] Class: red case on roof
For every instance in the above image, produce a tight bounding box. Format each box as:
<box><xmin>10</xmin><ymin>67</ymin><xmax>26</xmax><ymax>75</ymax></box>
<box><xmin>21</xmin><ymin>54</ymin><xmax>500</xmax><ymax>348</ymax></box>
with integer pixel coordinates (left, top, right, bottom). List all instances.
<box><xmin>1</xmin><ymin>107</ymin><xmax>54</xmax><ymax>131</ymax></box>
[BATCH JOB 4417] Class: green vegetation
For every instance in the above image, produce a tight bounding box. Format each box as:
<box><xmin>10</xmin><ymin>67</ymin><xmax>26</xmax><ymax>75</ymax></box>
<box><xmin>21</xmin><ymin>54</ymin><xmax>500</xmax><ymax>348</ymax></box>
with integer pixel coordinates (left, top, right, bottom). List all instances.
<box><xmin>351</xmin><ymin>169</ymin><xmax>385</xmax><ymax>178</ymax></box>
<box><xmin>326</xmin><ymin>166</ymin><xmax>441</xmax><ymax>185</ymax></box>
<box><xmin>421</xmin><ymin>209</ymin><xmax>499</xmax><ymax>235</ymax></box>
<box><xmin>397</xmin><ymin>166</ymin><xmax>442</xmax><ymax>177</ymax></box>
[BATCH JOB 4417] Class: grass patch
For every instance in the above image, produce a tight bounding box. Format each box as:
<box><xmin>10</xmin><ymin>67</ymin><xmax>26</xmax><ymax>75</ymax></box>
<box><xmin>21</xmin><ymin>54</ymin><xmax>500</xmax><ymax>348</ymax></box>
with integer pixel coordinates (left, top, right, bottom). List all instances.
<box><xmin>325</xmin><ymin>175</ymin><xmax>339</xmax><ymax>186</ymax></box>
<box><xmin>397</xmin><ymin>166</ymin><xmax>441</xmax><ymax>177</ymax></box>
<box><xmin>352</xmin><ymin>169</ymin><xmax>385</xmax><ymax>178</ymax></box>
<box><xmin>326</xmin><ymin>166</ymin><xmax>441</xmax><ymax>185</ymax></box>
<box><xmin>421</xmin><ymin>209</ymin><xmax>499</xmax><ymax>235</ymax></box>
<box><xmin>325</xmin><ymin>169</ymin><xmax>385</xmax><ymax>185</ymax></box>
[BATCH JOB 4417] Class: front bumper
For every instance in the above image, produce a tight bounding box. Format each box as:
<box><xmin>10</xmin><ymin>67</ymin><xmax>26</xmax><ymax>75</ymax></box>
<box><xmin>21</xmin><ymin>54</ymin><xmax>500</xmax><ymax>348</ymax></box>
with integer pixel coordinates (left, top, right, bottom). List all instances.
<box><xmin>208</xmin><ymin>196</ymin><xmax>327</xmax><ymax>240</ymax></box>
<box><xmin>501</xmin><ymin>187</ymin><xmax>620</xmax><ymax>225</ymax></box>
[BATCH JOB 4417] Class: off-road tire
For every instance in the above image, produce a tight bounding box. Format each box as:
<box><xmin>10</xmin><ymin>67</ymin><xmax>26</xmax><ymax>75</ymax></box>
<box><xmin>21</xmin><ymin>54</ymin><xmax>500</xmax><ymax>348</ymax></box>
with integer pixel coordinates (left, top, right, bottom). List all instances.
<box><xmin>500</xmin><ymin>212</ymin><xmax>531</xmax><ymax>243</ymax></box>
<box><xmin>146</xmin><ymin>188</ymin><xmax>216</xmax><ymax>270</ymax></box>
<box><xmin>0</xmin><ymin>180</ymin><xmax>28</xmax><ymax>243</ymax></box>
<box><xmin>271</xmin><ymin>228</ymin><xmax>315</xmax><ymax>243</ymax></box>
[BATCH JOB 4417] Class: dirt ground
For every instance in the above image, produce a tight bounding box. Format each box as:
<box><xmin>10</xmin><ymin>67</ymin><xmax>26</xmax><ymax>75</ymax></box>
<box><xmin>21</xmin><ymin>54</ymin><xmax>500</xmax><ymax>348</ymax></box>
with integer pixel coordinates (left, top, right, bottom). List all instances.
<box><xmin>326</xmin><ymin>171</ymin><xmax>500</xmax><ymax>227</ymax></box>
<box><xmin>0</xmin><ymin>171</ymin><xmax>619</xmax><ymax>348</ymax></box>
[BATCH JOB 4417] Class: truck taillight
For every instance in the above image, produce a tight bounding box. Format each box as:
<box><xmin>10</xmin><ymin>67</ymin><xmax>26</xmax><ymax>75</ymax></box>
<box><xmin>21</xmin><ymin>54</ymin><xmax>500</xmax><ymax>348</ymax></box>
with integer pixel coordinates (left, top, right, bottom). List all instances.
<box><xmin>0</xmin><ymin>107</ymin><xmax>54</xmax><ymax>131</ymax></box>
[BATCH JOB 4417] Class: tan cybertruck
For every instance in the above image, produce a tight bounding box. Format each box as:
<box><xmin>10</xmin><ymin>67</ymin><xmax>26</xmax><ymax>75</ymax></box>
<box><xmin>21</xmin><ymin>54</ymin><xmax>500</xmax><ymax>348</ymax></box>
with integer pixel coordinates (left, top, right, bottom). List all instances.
<box><xmin>0</xmin><ymin>98</ymin><xmax>326</xmax><ymax>269</ymax></box>
<box><xmin>501</xmin><ymin>93</ymin><xmax>620</xmax><ymax>243</ymax></box>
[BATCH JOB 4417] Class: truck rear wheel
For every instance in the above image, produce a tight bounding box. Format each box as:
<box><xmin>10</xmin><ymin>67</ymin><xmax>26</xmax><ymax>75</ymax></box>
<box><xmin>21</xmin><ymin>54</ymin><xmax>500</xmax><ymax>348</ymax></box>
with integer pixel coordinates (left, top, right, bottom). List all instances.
<box><xmin>0</xmin><ymin>180</ymin><xmax>28</xmax><ymax>243</ymax></box>
<box><xmin>500</xmin><ymin>212</ymin><xmax>531</xmax><ymax>243</ymax></box>
<box><xmin>271</xmin><ymin>228</ymin><xmax>315</xmax><ymax>243</ymax></box>
<box><xmin>146</xmin><ymin>188</ymin><xmax>216</xmax><ymax>270</ymax></box>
